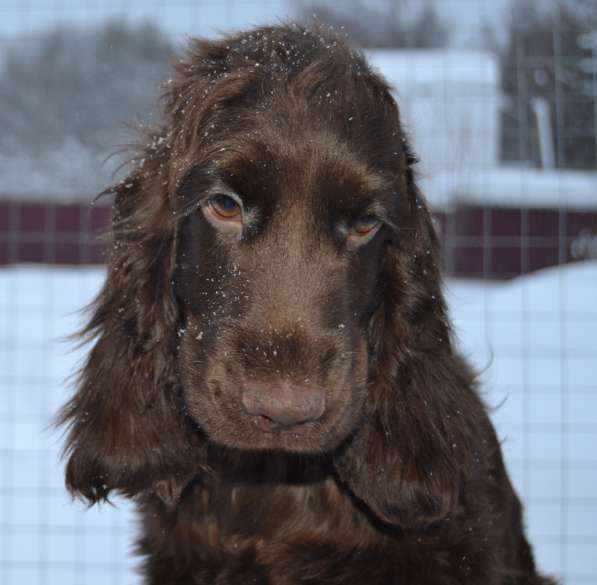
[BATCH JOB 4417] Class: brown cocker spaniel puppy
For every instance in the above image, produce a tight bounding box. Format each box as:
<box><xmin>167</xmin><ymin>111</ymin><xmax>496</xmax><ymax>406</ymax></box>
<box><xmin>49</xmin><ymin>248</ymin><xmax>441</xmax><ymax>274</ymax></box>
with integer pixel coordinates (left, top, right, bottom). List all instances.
<box><xmin>59</xmin><ymin>24</ymin><xmax>555</xmax><ymax>585</ymax></box>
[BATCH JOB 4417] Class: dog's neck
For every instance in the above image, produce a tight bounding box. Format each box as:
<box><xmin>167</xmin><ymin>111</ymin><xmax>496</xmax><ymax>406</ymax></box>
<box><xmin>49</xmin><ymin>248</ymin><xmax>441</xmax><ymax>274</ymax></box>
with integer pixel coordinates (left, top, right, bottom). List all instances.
<box><xmin>205</xmin><ymin>446</ymin><xmax>331</xmax><ymax>485</ymax></box>
<box><xmin>149</xmin><ymin>447</ymin><xmax>384</xmax><ymax>551</ymax></box>
<box><xmin>140</xmin><ymin>446</ymin><xmax>410</xmax><ymax>583</ymax></box>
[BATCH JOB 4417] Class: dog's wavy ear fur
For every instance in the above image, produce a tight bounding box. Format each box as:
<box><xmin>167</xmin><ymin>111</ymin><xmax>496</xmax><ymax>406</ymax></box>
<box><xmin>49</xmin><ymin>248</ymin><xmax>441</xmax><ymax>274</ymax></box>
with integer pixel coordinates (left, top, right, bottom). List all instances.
<box><xmin>334</xmin><ymin>112</ymin><xmax>489</xmax><ymax>528</ymax></box>
<box><xmin>57</xmin><ymin>165</ymin><xmax>199</xmax><ymax>503</ymax></box>
<box><xmin>55</xmin><ymin>39</ymin><xmax>238</xmax><ymax>504</ymax></box>
<box><xmin>56</xmin><ymin>33</ymin><xmax>287</xmax><ymax>504</ymax></box>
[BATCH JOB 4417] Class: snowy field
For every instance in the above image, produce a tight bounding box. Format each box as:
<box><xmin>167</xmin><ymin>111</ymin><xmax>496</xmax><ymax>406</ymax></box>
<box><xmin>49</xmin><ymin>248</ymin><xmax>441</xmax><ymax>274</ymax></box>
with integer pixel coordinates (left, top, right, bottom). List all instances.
<box><xmin>0</xmin><ymin>262</ymin><xmax>596</xmax><ymax>585</ymax></box>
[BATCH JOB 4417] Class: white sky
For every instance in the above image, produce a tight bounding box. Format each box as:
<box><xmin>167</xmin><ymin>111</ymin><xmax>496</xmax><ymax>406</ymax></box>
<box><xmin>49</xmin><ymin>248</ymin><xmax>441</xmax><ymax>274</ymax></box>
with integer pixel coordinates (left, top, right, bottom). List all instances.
<box><xmin>1</xmin><ymin>0</ymin><xmax>294</xmax><ymax>40</ymax></box>
<box><xmin>0</xmin><ymin>0</ymin><xmax>513</xmax><ymax>47</ymax></box>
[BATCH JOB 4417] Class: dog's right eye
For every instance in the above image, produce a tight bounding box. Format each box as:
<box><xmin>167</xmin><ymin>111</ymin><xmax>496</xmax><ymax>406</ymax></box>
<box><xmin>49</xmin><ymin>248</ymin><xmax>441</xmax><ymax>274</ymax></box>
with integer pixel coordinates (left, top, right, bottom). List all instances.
<box><xmin>207</xmin><ymin>194</ymin><xmax>242</xmax><ymax>221</ymax></box>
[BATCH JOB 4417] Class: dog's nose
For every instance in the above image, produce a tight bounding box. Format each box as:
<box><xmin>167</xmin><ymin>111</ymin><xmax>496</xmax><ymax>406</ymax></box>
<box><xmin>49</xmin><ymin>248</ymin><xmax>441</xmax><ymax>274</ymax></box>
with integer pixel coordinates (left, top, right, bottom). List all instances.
<box><xmin>242</xmin><ymin>381</ymin><xmax>325</xmax><ymax>429</ymax></box>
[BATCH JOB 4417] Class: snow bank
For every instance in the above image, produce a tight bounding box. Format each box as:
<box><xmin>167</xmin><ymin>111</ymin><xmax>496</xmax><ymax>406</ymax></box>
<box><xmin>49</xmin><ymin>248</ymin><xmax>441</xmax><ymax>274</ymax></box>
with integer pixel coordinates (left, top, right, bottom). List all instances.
<box><xmin>449</xmin><ymin>261</ymin><xmax>597</xmax><ymax>580</ymax></box>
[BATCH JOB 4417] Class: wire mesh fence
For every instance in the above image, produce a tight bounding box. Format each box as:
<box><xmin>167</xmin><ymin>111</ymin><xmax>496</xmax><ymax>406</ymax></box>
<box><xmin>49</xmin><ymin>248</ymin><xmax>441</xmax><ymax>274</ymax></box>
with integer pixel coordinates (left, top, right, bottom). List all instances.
<box><xmin>0</xmin><ymin>1</ymin><xmax>596</xmax><ymax>584</ymax></box>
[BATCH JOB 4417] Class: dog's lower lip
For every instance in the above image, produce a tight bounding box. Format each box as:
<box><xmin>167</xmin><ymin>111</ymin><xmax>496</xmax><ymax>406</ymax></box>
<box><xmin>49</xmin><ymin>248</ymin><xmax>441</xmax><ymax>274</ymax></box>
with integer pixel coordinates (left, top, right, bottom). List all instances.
<box><xmin>252</xmin><ymin>415</ymin><xmax>311</xmax><ymax>433</ymax></box>
<box><xmin>252</xmin><ymin>415</ymin><xmax>283</xmax><ymax>432</ymax></box>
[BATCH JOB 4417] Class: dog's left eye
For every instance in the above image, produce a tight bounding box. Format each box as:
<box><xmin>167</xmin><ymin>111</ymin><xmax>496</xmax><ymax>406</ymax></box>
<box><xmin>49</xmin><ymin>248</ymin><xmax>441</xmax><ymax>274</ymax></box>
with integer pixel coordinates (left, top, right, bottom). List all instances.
<box><xmin>208</xmin><ymin>194</ymin><xmax>242</xmax><ymax>221</ymax></box>
<box><xmin>352</xmin><ymin>215</ymin><xmax>380</xmax><ymax>236</ymax></box>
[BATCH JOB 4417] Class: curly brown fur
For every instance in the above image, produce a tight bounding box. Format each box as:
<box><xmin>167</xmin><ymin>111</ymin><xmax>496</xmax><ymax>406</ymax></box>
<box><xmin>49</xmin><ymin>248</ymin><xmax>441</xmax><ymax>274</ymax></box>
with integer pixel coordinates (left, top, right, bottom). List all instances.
<box><xmin>58</xmin><ymin>24</ymin><xmax>556</xmax><ymax>585</ymax></box>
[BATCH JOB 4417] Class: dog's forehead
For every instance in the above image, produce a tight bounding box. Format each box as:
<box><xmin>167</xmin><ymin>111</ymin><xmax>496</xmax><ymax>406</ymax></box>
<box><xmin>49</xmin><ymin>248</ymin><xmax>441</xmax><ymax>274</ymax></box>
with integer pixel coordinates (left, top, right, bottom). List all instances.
<box><xmin>215</xmin><ymin>128</ymin><xmax>390</xmax><ymax>212</ymax></box>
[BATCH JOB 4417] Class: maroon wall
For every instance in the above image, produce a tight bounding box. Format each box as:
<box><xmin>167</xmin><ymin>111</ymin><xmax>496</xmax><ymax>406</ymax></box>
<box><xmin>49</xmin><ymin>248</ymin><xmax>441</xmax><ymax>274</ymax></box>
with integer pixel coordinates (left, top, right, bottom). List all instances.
<box><xmin>1</xmin><ymin>199</ymin><xmax>596</xmax><ymax>279</ymax></box>
<box><xmin>0</xmin><ymin>200</ymin><xmax>110</xmax><ymax>265</ymax></box>
<box><xmin>436</xmin><ymin>206</ymin><xmax>597</xmax><ymax>279</ymax></box>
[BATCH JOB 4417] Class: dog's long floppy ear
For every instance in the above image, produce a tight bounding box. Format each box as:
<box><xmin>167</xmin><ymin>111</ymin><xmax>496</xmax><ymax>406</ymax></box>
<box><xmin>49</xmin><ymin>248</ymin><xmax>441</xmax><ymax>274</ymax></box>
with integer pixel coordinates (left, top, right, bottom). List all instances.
<box><xmin>56</xmin><ymin>35</ymin><xmax>259</xmax><ymax>504</ymax></box>
<box><xmin>335</xmin><ymin>131</ymin><xmax>490</xmax><ymax>528</ymax></box>
<box><xmin>57</xmin><ymin>162</ymin><xmax>201</xmax><ymax>504</ymax></box>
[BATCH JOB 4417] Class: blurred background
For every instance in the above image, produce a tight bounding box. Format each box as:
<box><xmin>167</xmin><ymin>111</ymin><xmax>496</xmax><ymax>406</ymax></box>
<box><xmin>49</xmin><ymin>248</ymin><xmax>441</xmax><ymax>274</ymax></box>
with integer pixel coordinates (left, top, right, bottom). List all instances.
<box><xmin>0</xmin><ymin>0</ymin><xmax>595</xmax><ymax>583</ymax></box>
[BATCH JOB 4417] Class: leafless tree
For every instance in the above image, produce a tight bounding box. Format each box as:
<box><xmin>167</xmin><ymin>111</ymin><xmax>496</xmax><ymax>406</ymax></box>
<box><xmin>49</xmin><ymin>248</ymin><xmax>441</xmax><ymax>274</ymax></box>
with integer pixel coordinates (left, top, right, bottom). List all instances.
<box><xmin>300</xmin><ymin>0</ymin><xmax>449</xmax><ymax>48</ymax></box>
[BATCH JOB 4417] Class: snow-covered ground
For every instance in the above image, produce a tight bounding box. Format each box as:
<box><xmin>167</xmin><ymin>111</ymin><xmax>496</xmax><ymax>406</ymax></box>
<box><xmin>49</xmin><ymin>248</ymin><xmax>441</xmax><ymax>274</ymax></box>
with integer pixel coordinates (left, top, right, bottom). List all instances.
<box><xmin>0</xmin><ymin>262</ymin><xmax>595</xmax><ymax>584</ymax></box>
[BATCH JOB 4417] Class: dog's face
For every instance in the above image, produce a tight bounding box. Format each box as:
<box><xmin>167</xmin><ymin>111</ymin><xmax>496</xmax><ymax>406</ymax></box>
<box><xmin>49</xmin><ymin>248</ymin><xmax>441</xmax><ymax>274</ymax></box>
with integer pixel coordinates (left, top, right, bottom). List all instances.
<box><xmin>173</xmin><ymin>103</ymin><xmax>401</xmax><ymax>453</ymax></box>
<box><xmin>60</xmin><ymin>28</ymin><xmax>473</xmax><ymax>526</ymax></box>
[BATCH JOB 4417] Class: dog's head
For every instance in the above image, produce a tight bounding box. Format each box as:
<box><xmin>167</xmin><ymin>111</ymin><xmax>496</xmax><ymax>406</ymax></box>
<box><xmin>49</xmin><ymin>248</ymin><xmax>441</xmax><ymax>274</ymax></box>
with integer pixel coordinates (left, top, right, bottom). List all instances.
<box><xmin>59</xmin><ymin>25</ymin><xmax>483</xmax><ymax>527</ymax></box>
<box><xmin>171</xmin><ymin>31</ymin><xmax>410</xmax><ymax>454</ymax></box>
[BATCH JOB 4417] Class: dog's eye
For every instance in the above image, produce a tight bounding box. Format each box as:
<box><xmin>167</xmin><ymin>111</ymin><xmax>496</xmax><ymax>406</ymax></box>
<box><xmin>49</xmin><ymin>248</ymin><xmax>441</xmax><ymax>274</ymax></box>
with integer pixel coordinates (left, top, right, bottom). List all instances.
<box><xmin>352</xmin><ymin>215</ymin><xmax>381</xmax><ymax>236</ymax></box>
<box><xmin>345</xmin><ymin>214</ymin><xmax>382</xmax><ymax>248</ymax></box>
<box><xmin>208</xmin><ymin>194</ymin><xmax>242</xmax><ymax>221</ymax></box>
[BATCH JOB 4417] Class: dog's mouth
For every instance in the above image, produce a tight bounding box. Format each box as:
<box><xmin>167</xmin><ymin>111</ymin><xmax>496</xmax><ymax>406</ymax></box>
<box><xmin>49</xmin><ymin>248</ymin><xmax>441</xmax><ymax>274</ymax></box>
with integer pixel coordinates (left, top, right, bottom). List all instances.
<box><xmin>191</xmin><ymin>382</ymin><xmax>367</xmax><ymax>455</ymax></box>
<box><xmin>180</xmin><ymin>333</ymin><xmax>370</xmax><ymax>454</ymax></box>
<box><xmin>247</xmin><ymin>413</ymin><xmax>314</xmax><ymax>433</ymax></box>
<box><xmin>248</xmin><ymin>421</ymin><xmax>331</xmax><ymax>451</ymax></box>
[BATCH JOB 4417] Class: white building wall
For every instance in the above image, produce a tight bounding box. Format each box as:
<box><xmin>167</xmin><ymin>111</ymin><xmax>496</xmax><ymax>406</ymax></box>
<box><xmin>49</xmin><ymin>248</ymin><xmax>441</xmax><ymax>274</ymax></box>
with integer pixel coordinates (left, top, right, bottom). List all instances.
<box><xmin>367</xmin><ymin>50</ymin><xmax>501</xmax><ymax>207</ymax></box>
